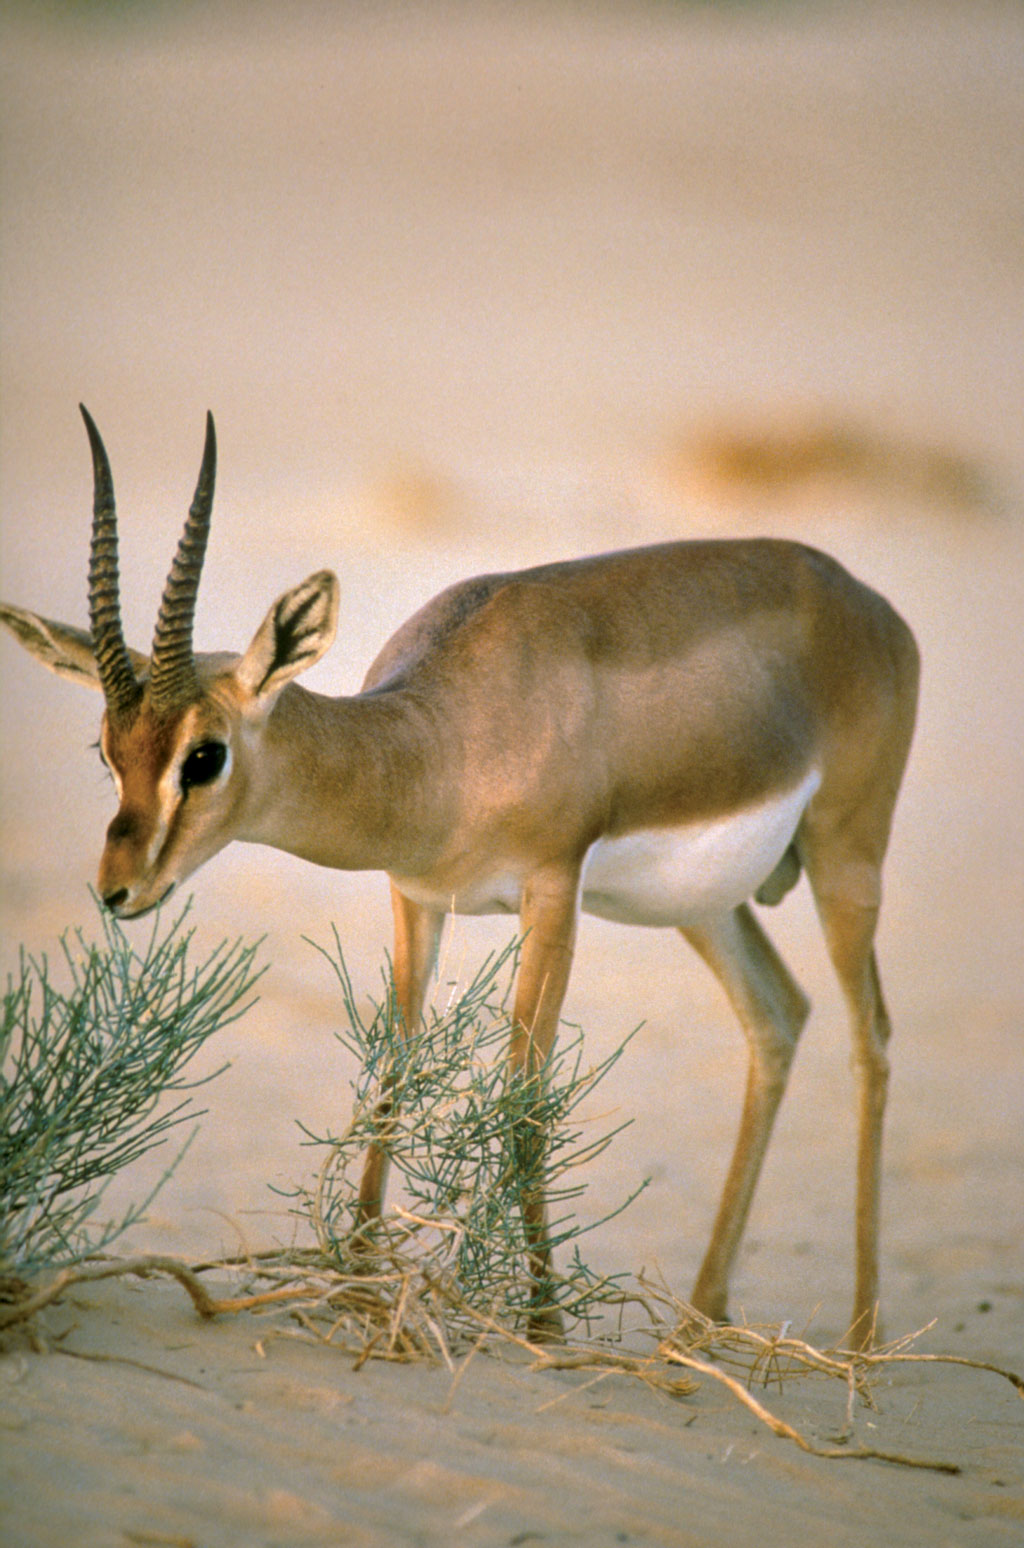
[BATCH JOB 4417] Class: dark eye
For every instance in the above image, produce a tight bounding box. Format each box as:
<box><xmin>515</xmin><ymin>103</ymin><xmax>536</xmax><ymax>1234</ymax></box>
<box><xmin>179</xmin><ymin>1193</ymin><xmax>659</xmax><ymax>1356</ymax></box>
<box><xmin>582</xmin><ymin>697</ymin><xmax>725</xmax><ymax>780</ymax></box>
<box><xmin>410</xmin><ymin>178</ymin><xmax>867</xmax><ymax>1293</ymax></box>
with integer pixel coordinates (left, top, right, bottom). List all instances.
<box><xmin>180</xmin><ymin>741</ymin><xmax>228</xmax><ymax>791</ymax></box>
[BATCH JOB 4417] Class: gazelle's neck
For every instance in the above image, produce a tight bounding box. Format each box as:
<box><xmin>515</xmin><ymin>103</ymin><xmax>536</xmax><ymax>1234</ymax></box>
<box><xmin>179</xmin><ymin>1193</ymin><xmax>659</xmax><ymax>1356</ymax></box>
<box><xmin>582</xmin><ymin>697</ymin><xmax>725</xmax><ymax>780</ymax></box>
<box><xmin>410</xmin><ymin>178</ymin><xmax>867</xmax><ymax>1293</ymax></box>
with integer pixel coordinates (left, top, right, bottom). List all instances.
<box><xmin>239</xmin><ymin>683</ymin><xmax>446</xmax><ymax>875</ymax></box>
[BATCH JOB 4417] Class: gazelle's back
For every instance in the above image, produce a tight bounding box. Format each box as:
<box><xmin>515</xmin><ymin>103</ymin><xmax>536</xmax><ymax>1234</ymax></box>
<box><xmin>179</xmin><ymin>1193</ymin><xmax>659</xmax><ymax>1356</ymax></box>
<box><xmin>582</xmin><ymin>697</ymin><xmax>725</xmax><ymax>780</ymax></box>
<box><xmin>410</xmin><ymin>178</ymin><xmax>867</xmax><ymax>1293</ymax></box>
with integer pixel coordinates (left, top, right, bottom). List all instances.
<box><xmin>362</xmin><ymin>538</ymin><xmax>917</xmax><ymax>833</ymax></box>
<box><xmin>365</xmin><ymin>538</ymin><xmax>909</xmax><ymax>688</ymax></box>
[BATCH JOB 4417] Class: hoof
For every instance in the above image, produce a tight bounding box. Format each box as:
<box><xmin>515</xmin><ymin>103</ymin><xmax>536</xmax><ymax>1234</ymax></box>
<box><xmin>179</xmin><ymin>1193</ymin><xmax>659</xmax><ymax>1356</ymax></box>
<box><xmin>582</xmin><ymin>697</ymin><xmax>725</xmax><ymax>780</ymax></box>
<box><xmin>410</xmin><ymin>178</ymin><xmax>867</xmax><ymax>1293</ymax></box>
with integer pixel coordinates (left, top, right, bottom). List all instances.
<box><xmin>527</xmin><ymin>1303</ymin><xmax>565</xmax><ymax>1345</ymax></box>
<box><xmin>673</xmin><ymin>1305</ymin><xmax>724</xmax><ymax>1347</ymax></box>
<box><xmin>344</xmin><ymin>1220</ymin><xmax>382</xmax><ymax>1267</ymax></box>
<box><xmin>846</xmin><ymin>1309</ymin><xmax>883</xmax><ymax>1352</ymax></box>
<box><xmin>687</xmin><ymin>1285</ymin><xmax>729</xmax><ymax>1327</ymax></box>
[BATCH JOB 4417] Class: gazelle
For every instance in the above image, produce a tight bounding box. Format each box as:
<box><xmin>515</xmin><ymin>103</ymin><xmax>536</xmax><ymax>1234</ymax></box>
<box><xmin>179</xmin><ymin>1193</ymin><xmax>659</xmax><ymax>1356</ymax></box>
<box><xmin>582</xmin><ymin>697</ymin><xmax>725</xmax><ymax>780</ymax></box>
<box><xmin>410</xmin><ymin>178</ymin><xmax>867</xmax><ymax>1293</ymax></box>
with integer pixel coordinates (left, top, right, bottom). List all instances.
<box><xmin>0</xmin><ymin>409</ymin><xmax>919</xmax><ymax>1344</ymax></box>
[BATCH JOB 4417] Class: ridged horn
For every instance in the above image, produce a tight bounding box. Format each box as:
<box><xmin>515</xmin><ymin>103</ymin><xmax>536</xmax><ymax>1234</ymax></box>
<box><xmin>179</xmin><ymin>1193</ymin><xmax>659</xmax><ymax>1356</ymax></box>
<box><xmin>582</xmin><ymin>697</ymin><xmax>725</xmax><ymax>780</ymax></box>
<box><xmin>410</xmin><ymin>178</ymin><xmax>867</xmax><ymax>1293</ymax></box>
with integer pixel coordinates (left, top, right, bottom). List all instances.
<box><xmin>149</xmin><ymin>412</ymin><xmax>216</xmax><ymax>712</ymax></box>
<box><xmin>82</xmin><ymin>404</ymin><xmax>142</xmax><ymax>723</ymax></box>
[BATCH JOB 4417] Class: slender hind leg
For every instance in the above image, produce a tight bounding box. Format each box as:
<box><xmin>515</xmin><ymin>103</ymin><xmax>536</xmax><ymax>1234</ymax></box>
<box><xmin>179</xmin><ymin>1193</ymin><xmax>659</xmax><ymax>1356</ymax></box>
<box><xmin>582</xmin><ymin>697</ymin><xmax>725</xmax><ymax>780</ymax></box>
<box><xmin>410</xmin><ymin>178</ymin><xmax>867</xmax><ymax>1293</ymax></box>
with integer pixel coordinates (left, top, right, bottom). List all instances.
<box><xmin>682</xmin><ymin>903</ymin><xmax>810</xmax><ymax>1322</ymax></box>
<box><xmin>356</xmin><ymin>886</ymin><xmax>445</xmax><ymax>1222</ymax></box>
<box><xmin>807</xmin><ymin>879</ymin><xmax>891</xmax><ymax>1348</ymax></box>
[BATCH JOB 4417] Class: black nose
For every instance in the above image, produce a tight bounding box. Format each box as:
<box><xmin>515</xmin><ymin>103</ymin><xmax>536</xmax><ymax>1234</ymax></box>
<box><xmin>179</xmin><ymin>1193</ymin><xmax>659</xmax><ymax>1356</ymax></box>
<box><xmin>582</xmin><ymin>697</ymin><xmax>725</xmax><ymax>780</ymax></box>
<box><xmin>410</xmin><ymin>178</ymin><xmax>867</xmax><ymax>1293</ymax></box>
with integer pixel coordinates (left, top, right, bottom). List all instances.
<box><xmin>102</xmin><ymin>888</ymin><xmax>129</xmax><ymax>912</ymax></box>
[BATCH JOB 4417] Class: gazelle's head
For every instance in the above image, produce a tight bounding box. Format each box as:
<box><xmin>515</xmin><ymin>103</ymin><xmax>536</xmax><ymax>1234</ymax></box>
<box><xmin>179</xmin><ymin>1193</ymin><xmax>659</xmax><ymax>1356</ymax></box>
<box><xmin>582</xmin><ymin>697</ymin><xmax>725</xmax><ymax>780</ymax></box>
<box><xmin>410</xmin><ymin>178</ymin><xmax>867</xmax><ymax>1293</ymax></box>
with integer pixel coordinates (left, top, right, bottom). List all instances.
<box><xmin>0</xmin><ymin>408</ymin><xmax>339</xmax><ymax>918</ymax></box>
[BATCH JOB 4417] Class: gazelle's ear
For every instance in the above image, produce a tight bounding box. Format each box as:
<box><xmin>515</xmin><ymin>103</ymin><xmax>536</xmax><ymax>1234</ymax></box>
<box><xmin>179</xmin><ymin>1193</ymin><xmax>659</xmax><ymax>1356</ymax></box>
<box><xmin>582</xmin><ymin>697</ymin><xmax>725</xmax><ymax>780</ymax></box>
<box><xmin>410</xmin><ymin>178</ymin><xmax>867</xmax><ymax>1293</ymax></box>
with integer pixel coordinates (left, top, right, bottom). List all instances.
<box><xmin>0</xmin><ymin>602</ymin><xmax>147</xmax><ymax>690</ymax></box>
<box><xmin>234</xmin><ymin>570</ymin><xmax>339</xmax><ymax>706</ymax></box>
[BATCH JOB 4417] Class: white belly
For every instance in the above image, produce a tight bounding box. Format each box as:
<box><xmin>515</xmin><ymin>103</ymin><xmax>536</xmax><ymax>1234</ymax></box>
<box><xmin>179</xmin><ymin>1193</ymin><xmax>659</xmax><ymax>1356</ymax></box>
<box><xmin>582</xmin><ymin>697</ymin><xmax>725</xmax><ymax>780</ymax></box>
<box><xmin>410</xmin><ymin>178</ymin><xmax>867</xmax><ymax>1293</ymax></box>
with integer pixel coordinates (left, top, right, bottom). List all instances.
<box><xmin>394</xmin><ymin>768</ymin><xmax>820</xmax><ymax>927</ymax></box>
<box><xmin>580</xmin><ymin>769</ymin><xmax>820</xmax><ymax>926</ymax></box>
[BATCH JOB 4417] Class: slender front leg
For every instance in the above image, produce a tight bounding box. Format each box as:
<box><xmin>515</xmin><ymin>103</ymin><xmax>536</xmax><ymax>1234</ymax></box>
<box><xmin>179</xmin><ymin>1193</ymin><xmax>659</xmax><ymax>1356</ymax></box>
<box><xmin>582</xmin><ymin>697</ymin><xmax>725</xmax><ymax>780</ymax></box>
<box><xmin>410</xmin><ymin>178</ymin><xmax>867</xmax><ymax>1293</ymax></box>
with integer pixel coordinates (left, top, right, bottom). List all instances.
<box><xmin>356</xmin><ymin>885</ymin><xmax>445</xmax><ymax>1223</ymax></box>
<box><xmin>511</xmin><ymin>864</ymin><xmax>582</xmax><ymax>1339</ymax></box>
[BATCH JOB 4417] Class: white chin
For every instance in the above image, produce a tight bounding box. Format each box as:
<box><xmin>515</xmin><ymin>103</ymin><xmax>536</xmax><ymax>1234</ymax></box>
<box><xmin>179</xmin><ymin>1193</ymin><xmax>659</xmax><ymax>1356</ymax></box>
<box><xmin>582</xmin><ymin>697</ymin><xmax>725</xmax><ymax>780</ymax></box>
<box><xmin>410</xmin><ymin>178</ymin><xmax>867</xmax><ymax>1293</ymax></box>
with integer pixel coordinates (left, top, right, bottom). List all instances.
<box><xmin>117</xmin><ymin>883</ymin><xmax>176</xmax><ymax>920</ymax></box>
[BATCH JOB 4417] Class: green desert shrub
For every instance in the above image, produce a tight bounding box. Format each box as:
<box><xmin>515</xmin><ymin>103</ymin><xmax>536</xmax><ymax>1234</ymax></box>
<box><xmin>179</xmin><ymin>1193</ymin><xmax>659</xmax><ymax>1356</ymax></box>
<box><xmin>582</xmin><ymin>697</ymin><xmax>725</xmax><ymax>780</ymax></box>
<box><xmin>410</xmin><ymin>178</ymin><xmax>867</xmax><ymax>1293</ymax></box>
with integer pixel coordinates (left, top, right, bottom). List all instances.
<box><xmin>287</xmin><ymin>931</ymin><xmax>645</xmax><ymax>1329</ymax></box>
<box><xmin>1</xmin><ymin>901</ymin><xmax>262</xmax><ymax>1277</ymax></box>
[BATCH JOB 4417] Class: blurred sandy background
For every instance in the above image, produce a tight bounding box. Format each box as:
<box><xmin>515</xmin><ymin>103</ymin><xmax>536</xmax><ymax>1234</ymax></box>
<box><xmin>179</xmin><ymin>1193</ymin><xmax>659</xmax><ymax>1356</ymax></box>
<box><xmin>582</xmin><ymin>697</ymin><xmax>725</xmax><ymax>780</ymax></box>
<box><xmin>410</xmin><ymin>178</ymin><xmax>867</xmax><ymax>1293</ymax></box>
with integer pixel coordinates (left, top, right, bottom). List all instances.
<box><xmin>1</xmin><ymin>3</ymin><xmax>1022</xmax><ymax>1544</ymax></box>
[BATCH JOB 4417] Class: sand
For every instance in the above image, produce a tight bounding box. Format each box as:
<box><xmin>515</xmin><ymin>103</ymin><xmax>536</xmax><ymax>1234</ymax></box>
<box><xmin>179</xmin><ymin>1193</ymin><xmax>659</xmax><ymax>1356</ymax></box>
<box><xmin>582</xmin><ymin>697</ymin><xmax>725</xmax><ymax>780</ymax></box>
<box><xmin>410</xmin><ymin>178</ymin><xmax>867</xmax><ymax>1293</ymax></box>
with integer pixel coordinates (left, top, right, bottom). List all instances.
<box><xmin>1</xmin><ymin>2</ymin><xmax>1022</xmax><ymax>1543</ymax></box>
